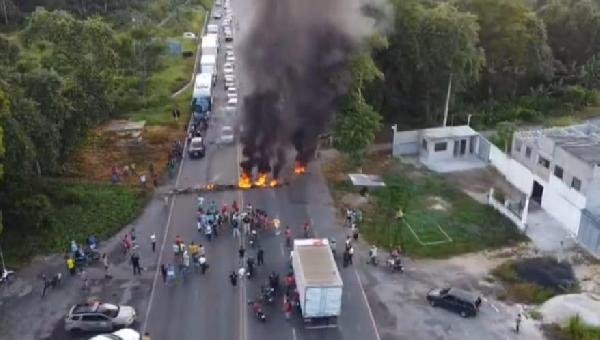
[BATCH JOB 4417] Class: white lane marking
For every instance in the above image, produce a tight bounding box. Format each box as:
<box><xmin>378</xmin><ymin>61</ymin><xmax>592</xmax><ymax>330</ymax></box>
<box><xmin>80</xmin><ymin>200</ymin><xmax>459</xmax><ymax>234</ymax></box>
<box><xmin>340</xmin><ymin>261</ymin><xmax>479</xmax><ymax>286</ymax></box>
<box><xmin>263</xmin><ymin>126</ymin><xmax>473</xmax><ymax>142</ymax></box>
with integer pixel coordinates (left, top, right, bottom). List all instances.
<box><xmin>141</xmin><ymin>132</ymin><xmax>189</xmax><ymax>333</ymax></box>
<box><xmin>280</xmin><ymin>242</ymin><xmax>285</xmax><ymax>256</ymax></box>
<box><xmin>352</xmin><ymin>267</ymin><xmax>382</xmax><ymax>340</ymax></box>
<box><xmin>292</xmin><ymin>327</ymin><xmax>297</xmax><ymax>340</ymax></box>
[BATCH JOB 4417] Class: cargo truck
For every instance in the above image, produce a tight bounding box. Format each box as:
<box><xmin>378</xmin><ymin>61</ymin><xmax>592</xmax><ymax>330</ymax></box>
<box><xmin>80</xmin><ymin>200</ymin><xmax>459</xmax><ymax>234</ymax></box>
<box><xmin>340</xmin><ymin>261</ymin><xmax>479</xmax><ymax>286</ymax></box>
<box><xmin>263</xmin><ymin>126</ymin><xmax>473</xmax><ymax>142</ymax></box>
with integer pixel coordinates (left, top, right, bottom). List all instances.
<box><xmin>201</xmin><ymin>33</ymin><xmax>218</xmax><ymax>56</ymax></box>
<box><xmin>292</xmin><ymin>239</ymin><xmax>343</xmax><ymax>329</ymax></box>
<box><xmin>191</xmin><ymin>73</ymin><xmax>213</xmax><ymax>122</ymax></box>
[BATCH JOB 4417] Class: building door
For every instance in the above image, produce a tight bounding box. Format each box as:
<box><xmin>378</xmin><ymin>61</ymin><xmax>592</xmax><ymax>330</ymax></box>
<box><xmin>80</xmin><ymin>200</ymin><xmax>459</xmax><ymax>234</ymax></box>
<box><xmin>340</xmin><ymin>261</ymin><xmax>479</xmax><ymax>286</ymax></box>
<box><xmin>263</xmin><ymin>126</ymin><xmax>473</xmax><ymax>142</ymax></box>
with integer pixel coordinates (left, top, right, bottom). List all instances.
<box><xmin>453</xmin><ymin>140</ymin><xmax>459</xmax><ymax>157</ymax></box>
<box><xmin>460</xmin><ymin>139</ymin><xmax>467</xmax><ymax>156</ymax></box>
<box><xmin>469</xmin><ymin>136</ymin><xmax>476</xmax><ymax>153</ymax></box>
<box><xmin>531</xmin><ymin>180</ymin><xmax>544</xmax><ymax>204</ymax></box>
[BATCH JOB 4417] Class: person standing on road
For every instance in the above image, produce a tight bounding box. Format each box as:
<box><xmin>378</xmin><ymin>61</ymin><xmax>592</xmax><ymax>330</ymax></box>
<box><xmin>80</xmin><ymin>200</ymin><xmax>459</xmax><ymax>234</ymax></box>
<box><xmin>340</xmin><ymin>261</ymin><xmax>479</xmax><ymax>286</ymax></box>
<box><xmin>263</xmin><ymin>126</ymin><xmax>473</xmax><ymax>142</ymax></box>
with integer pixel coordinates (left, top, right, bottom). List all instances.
<box><xmin>238</xmin><ymin>245</ymin><xmax>245</xmax><ymax>262</ymax></box>
<box><xmin>160</xmin><ymin>264</ymin><xmax>167</xmax><ymax>284</ymax></box>
<box><xmin>284</xmin><ymin>226</ymin><xmax>292</xmax><ymax>248</ymax></box>
<box><xmin>257</xmin><ymin>247</ymin><xmax>264</xmax><ymax>266</ymax></box>
<box><xmin>515</xmin><ymin>313</ymin><xmax>522</xmax><ymax>333</ymax></box>
<box><xmin>348</xmin><ymin>246</ymin><xmax>354</xmax><ymax>264</ymax></box>
<box><xmin>229</xmin><ymin>271</ymin><xmax>238</xmax><ymax>287</ymax></box>
<box><xmin>131</xmin><ymin>252</ymin><xmax>142</xmax><ymax>275</ymax></box>
<box><xmin>102</xmin><ymin>253</ymin><xmax>111</xmax><ymax>278</ymax></box>
<box><xmin>199</xmin><ymin>254</ymin><xmax>208</xmax><ymax>274</ymax></box>
<box><xmin>283</xmin><ymin>296</ymin><xmax>292</xmax><ymax>320</ymax></box>
<box><xmin>150</xmin><ymin>234</ymin><xmax>156</xmax><ymax>252</ymax></box>
<box><xmin>182</xmin><ymin>251</ymin><xmax>190</xmax><ymax>277</ymax></box>
<box><xmin>232</xmin><ymin>213</ymin><xmax>241</xmax><ymax>238</ymax></box>
<box><xmin>66</xmin><ymin>256</ymin><xmax>76</xmax><ymax>276</ymax></box>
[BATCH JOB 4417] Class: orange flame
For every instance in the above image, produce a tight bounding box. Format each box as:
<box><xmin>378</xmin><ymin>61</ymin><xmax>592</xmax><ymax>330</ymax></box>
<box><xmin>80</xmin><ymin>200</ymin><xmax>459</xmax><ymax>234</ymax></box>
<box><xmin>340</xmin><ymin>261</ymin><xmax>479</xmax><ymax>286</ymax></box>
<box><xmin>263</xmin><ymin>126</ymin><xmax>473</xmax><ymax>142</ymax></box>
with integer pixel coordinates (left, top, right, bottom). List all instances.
<box><xmin>254</xmin><ymin>173</ymin><xmax>268</xmax><ymax>187</ymax></box>
<box><xmin>205</xmin><ymin>183</ymin><xmax>215</xmax><ymax>190</ymax></box>
<box><xmin>269</xmin><ymin>179</ymin><xmax>279</xmax><ymax>187</ymax></box>
<box><xmin>294</xmin><ymin>162</ymin><xmax>306</xmax><ymax>175</ymax></box>
<box><xmin>238</xmin><ymin>172</ymin><xmax>252</xmax><ymax>189</ymax></box>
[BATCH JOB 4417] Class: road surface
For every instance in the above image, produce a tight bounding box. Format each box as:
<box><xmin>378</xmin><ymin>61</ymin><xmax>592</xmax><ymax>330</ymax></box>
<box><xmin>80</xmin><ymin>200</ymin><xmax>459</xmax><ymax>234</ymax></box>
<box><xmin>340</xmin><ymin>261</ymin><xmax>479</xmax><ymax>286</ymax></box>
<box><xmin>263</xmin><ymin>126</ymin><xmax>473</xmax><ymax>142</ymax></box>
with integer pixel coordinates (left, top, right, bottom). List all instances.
<box><xmin>143</xmin><ymin>0</ymin><xmax>381</xmax><ymax>339</ymax></box>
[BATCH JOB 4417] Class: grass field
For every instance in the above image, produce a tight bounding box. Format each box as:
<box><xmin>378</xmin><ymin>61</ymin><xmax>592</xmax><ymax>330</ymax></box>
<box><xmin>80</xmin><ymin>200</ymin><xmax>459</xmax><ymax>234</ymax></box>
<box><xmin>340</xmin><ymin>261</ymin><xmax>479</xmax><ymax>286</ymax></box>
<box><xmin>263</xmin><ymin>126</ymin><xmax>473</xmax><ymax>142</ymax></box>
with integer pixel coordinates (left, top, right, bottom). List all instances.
<box><xmin>1</xmin><ymin>181</ymin><xmax>147</xmax><ymax>266</ymax></box>
<box><xmin>325</xmin><ymin>155</ymin><xmax>528</xmax><ymax>258</ymax></box>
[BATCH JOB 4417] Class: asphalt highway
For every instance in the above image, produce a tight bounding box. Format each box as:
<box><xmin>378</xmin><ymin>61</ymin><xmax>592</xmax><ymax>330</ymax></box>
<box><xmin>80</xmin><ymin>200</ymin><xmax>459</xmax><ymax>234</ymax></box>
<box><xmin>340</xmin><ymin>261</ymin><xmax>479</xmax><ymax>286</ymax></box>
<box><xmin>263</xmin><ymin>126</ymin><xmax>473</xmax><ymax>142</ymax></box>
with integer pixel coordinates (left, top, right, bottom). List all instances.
<box><xmin>143</xmin><ymin>1</ymin><xmax>381</xmax><ymax>339</ymax></box>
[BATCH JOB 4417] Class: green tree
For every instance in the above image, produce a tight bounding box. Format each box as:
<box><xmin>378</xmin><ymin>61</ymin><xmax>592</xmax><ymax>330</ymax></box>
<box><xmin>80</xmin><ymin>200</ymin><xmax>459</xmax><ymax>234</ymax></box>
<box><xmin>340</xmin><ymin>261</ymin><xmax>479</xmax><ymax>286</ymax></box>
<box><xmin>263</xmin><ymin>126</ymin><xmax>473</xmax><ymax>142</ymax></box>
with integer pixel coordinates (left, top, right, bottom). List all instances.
<box><xmin>458</xmin><ymin>0</ymin><xmax>554</xmax><ymax>98</ymax></box>
<box><xmin>372</xmin><ymin>0</ymin><xmax>484</xmax><ymax>125</ymax></box>
<box><xmin>335</xmin><ymin>53</ymin><xmax>383</xmax><ymax>163</ymax></box>
<box><xmin>538</xmin><ymin>0</ymin><xmax>600</xmax><ymax>69</ymax></box>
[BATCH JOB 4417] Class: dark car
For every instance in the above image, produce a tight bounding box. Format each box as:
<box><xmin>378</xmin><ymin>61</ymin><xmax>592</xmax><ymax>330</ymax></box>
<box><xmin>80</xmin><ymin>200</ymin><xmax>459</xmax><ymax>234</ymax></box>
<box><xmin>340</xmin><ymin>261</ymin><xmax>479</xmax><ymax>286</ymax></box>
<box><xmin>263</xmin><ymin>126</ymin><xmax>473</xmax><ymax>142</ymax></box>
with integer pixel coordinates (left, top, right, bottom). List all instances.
<box><xmin>188</xmin><ymin>137</ymin><xmax>206</xmax><ymax>159</ymax></box>
<box><xmin>426</xmin><ymin>287</ymin><xmax>482</xmax><ymax>318</ymax></box>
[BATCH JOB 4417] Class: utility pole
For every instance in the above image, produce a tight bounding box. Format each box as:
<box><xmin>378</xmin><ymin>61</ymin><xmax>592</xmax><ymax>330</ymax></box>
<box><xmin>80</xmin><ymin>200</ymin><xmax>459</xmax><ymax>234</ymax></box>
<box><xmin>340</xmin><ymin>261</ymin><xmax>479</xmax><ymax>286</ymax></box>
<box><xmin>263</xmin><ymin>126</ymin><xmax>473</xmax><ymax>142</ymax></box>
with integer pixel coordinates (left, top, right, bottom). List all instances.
<box><xmin>442</xmin><ymin>74</ymin><xmax>453</xmax><ymax>127</ymax></box>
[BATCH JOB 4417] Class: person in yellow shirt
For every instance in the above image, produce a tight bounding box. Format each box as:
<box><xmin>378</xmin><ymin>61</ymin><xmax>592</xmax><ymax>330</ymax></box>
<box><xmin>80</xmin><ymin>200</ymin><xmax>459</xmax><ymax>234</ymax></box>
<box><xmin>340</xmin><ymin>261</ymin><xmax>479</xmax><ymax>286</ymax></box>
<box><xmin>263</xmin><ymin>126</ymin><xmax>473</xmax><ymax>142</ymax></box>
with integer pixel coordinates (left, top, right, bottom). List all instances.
<box><xmin>66</xmin><ymin>256</ymin><xmax>76</xmax><ymax>276</ymax></box>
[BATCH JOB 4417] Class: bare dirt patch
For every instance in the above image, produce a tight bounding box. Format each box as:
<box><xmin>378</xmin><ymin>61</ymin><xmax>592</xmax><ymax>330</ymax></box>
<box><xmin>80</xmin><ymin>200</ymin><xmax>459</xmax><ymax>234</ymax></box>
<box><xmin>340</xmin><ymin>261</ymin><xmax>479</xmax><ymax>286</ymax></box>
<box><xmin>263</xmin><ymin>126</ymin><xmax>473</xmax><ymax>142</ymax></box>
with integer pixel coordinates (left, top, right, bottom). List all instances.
<box><xmin>426</xmin><ymin>195</ymin><xmax>452</xmax><ymax>212</ymax></box>
<box><xmin>66</xmin><ymin>121</ymin><xmax>185</xmax><ymax>184</ymax></box>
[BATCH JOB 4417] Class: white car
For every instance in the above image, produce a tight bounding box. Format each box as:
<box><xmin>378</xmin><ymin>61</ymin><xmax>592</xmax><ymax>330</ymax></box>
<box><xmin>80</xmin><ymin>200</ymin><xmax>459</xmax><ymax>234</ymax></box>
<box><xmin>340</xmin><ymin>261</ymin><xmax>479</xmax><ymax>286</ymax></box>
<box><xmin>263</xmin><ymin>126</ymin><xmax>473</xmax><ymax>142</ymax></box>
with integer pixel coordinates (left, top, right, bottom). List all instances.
<box><xmin>227</xmin><ymin>97</ymin><xmax>238</xmax><ymax>107</ymax></box>
<box><xmin>224</xmin><ymin>74</ymin><xmax>235</xmax><ymax>82</ymax></box>
<box><xmin>212</xmin><ymin>11</ymin><xmax>222</xmax><ymax>19</ymax></box>
<box><xmin>225</xmin><ymin>81</ymin><xmax>235</xmax><ymax>90</ymax></box>
<box><xmin>89</xmin><ymin>328</ymin><xmax>141</xmax><ymax>340</ymax></box>
<box><xmin>226</xmin><ymin>55</ymin><xmax>236</xmax><ymax>63</ymax></box>
<box><xmin>223</xmin><ymin>63</ymin><xmax>234</xmax><ymax>74</ymax></box>
<box><xmin>207</xmin><ymin>24</ymin><xmax>218</xmax><ymax>34</ymax></box>
<box><xmin>225</xmin><ymin>51</ymin><xmax>234</xmax><ymax>58</ymax></box>
<box><xmin>65</xmin><ymin>302</ymin><xmax>136</xmax><ymax>333</ymax></box>
<box><xmin>220</xmin><ymin>126</ymin><xmax>235</xmax><ymax>144</ymax></box>
<box><xmin>227</xmin><ymin>87</ymin><xmax>238</xmax><ymax>97</ymax></box>
<box><xmin>215</xmin><ymin>0</ymin><xmax>222</xmax><ymax>6</ymax></box>
<box><xmin>182</xmin><ymin>32</ymin><xmax>196</xmax><ymax>39</ymax></box>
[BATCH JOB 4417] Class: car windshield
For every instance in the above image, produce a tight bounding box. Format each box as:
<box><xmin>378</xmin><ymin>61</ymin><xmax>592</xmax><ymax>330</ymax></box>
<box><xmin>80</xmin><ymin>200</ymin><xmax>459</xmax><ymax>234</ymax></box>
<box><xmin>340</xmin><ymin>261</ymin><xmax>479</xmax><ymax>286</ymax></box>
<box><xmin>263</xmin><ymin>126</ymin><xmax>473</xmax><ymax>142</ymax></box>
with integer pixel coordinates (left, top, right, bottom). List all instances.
<box><xmin>191</xmin><ymin>141</ymin><xmax>204</xmax><ymax>148</ymax></box>
<box><xmin>222</xmin><ymin>127</ymin><xmax>233</xmax><ymax>135</ymax></box>
<box><xmin>97</xmin><ymin>303</ymin><xmax>119</xmax><ymax>318</ymax></box>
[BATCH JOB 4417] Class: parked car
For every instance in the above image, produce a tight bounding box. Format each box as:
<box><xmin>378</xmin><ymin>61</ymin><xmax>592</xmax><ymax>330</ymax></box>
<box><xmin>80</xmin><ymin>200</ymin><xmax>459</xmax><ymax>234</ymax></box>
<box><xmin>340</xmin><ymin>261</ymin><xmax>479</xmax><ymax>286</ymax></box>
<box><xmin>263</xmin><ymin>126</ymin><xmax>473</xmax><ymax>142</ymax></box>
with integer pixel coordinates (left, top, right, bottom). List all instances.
<box><xmin>225</xmin><ymin>51</ymin><xmax>234</xmax><ymax>58</ymax></box>
<box><xmin>225</xmin><ymin>31</ymin><xmax>233</xmax><ymax>42</ymax></box>
<box><xmin>227</xmin><ymin>87</ymin><xmax>238</xmax><ymax>99</ymax></box>
<box><xmin>227</xmin><ymin>97</ymin><xmax>238</xmax><ymax>108</ymax></box>
<box><xmin>89</xmin><ymin>328</ymin><xmax>141</xmax><ymax>340</ymax></box>
<box><xmin>212</xmin><ymin>10</ymin><xmax>222</xmax><ymax>19</ymax></box>
<box><xmin>64</xmin><ymin>302</ymin><xmax>136</xmax><ymax>333</ymax></box>
<box><xmin>182</xmin><ymin>32</ymin><xmax>196</xmax><ymax>39</ymax></box>
<box><xmin>226</xmin><ymin>55</ymin><xmax>235</xmax><ymax>63</ymax></box>
<box><xmin>223</xmin><ymin>63</ymin><xmax>234</xmax><ymax>75</ymax></box>
<box><xmin>225</xmin><ymin>81</ymin><xmax>235</xmax><ymax>90</ymax></box>
<box><xmin>220</xmin><ymin>125</ymin><xmax>235</xmax><ymax>144</ymax></box>
<box><xmin>426</xmin><ymin>287</ymin><xmax>481</xmax><ymax>318</ymax></box>
<box><xmin>188</xmin><ymin>137</ymin><xmax>206</xmax><ymax>159</ymax></box>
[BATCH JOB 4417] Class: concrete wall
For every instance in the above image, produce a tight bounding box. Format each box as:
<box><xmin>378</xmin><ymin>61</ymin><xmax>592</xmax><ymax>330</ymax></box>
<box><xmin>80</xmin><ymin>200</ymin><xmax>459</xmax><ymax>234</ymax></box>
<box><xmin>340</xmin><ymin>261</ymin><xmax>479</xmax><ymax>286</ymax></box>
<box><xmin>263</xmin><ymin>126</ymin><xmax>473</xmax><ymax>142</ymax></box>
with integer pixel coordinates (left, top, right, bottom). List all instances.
<box><xmin>423</xmin><ymin>139</ymin><xmax>455</xmax><ymax>162</ymax></box>
<box><xmin>492</xmin><ymin>138</ymin><xmax>586</xmax><ymax>235</ymax></box>
<box><xmin>477</xmin><ymin>136</ymin><xmax>491</xmax><ymax>161</ymax></box>
<box><xmin>489</xmin><ymin>142</ymin><xmax>535</xmax><ymax>195</ymax></box>
<box><xmin>392</xmin><ymin>130</ymin><xmax>419</xmax><ymax>157</ymax></box>
<box><xmin>578</xmin><ymin>210</ymin><xmax>600</xmax><ymax>257</ymax></box>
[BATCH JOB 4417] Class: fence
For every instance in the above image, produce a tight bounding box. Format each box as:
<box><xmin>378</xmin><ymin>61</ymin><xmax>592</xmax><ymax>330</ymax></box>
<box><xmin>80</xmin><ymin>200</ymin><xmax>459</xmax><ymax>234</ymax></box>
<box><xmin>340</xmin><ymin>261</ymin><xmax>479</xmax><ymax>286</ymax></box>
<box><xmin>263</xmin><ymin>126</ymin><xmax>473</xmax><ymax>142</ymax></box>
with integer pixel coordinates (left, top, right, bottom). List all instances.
<box><xmin>487</xmin><ymin>188</ymin><xmax>527</xmax><ymax>231</ymax></box>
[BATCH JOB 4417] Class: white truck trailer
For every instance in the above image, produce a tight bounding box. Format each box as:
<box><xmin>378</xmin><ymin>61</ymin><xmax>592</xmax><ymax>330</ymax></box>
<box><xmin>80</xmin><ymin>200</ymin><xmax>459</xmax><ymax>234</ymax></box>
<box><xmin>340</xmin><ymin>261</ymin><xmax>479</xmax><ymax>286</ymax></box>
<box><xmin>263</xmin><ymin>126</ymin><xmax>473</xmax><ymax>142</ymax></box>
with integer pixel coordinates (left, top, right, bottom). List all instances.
<box><xmin>200</xmin><ymin>54</ymin><xmax>217</xmax><ymax>76</ymax></box>
<box><xmin>201</xmin><ymin>33</ymin><xmax>218</xmax><ymax>56</ymax></box>
<box><xmin>292</xmin><ymin>239</ymin><xmax>343</xmax><ymax>329</ymax></box>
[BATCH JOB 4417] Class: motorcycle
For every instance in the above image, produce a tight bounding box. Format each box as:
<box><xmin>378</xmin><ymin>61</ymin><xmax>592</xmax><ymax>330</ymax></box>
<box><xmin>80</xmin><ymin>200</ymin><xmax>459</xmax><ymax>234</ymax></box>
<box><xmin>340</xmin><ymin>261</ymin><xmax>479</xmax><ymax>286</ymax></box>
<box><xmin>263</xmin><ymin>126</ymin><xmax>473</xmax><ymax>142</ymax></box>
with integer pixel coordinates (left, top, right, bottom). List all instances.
<box><xmin>386</xmin><ymin>257</ymin><xmax>404</xmax><ymax>273</ymax></box>
<box><xmin>249</xmin><ymin>229</ymin><xmax>258</xmax><ymax>248</ymax></box>
<box><xmin>260</xmin><ymin>285</ymin><xmax>276</xmax><ymax>304</ymax></box>
<box><xmin>248</xmin><ymin>300</ymin><xmax>267</xmax><ymax>322</ymax></box>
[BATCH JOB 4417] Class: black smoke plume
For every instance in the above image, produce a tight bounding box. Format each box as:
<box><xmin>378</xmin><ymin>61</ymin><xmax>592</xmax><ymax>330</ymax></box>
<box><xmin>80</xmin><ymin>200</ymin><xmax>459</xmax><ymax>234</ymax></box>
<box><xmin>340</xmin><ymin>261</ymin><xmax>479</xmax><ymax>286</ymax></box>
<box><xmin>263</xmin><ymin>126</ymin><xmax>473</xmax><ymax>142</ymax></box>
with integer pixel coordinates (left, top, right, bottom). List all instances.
<box><xmin>239</xmin><ymin>0</ymin><xmax>362</xmax><ymax>178</ymax></box>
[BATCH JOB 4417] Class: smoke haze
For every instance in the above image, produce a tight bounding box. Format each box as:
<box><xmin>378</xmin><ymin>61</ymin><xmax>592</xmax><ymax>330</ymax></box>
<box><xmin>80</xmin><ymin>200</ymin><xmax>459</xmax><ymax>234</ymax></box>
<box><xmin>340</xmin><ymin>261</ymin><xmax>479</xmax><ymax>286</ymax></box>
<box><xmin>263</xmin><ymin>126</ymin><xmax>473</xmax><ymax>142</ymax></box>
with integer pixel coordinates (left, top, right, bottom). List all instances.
<box><xmin>239</xmin><ymin>0</ymin><xmax>375</xmax><ymax>177</ymax></box>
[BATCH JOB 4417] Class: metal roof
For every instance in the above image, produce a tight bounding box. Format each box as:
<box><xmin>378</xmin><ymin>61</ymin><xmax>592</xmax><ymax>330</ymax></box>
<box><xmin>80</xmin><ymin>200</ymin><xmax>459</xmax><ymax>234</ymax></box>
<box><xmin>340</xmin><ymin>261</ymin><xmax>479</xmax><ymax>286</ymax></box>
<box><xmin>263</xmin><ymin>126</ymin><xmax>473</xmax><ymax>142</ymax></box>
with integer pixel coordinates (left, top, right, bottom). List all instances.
<box><xmin>421</xmin><ymin>125</ymin><xmax>478</xmax><ymax>140</ymax></box>
<box><xmin>515</xmin><ymin>122</ymin><xmax>600</xmax><ymax>165</ymax></box>
<box><xmin>294</xmin><ymin>239</ymin><xmax>342</xmax><ymax>287</ymax></box>
<box><xmin>348</xmin><ymin>174</ymin><xmax>386</xmax><ymax>187</ymax></box>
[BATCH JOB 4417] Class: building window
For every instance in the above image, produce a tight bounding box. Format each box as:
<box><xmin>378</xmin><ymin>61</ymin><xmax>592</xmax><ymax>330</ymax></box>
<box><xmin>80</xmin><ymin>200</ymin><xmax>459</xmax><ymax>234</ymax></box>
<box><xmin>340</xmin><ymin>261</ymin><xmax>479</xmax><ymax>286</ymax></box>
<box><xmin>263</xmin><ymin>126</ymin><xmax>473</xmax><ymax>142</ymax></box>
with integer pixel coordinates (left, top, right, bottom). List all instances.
<box><xmin>514</xmin><ymin>139</ymin><xmax>522</xmax><ymax>152</ymax></box>
<box><xmin>554</xmin><ymin>166</ymin><xmax>563</xmax><ymax>179</ymax></box>
<box><xmin>434</xmin><ymin>142</ymin><xmax>448</xmax><ymax>152</ymax></box>
<box><xmin>525</xmin><ymin>146</ymin><xmax>532</xmax><ymax>159</ymax></box>
<box><xmin>538</xmin><ymin>156</ymin><xmax>550</xmax><ymax>169</ymax></box>
<box><xmin>422</xmin><ymin>140</ymin><xmax>427</xmax><ymax>150</ymax></box>
<box><xmin>571</xmin><ymin>177</ymin><xmax>581</xmax><ymax>191</ymax></box>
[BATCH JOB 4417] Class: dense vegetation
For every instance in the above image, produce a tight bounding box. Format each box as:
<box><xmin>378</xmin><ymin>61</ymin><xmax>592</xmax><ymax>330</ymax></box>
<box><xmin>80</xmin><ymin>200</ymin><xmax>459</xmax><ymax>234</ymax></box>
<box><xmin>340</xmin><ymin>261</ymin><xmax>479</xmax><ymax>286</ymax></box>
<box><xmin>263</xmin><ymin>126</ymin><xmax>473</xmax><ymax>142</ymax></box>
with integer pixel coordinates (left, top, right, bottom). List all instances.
<box><xmin>0</xmin><ymin>0</ymin><xmax>207</xmax><ymax>263</ymax></box>
<box><xmin>335</xmin><ymin>0</ymin><xmax>600</xmax><ymax>157</ymax></box>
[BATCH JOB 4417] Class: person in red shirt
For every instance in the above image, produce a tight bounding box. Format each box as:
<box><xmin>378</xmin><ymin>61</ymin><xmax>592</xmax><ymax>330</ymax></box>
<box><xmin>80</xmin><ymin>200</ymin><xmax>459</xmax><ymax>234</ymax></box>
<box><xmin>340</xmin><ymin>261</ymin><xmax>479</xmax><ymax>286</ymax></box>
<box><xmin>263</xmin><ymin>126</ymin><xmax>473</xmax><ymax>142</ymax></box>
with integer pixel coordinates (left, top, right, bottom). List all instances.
<box><xmin>283</xmin><ymin>297</ymin><xmax>292</xmax><ymax>320</ymax></box>
<box><xmin>232</xmin><ymin>200</ymin><xmax>239</xmax><ymax>213</ymax></box>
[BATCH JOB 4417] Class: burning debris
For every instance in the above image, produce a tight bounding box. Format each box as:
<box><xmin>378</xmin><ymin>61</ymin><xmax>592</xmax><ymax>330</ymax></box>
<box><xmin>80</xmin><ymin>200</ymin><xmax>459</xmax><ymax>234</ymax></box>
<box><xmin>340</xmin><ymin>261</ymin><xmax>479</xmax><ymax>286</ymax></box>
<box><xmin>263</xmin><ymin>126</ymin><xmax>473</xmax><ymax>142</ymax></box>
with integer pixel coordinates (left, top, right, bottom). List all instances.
<box><xmin>238</xmin><ymin>0</ymin><xmax>373</xmax><ymax>179</ymax></box>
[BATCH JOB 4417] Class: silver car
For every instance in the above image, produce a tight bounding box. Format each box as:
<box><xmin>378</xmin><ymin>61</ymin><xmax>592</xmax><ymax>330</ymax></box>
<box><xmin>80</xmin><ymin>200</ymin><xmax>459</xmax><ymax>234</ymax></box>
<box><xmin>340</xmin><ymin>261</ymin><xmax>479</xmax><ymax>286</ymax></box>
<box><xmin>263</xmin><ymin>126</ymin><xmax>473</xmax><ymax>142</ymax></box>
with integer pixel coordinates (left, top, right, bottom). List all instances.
<box><xmin>65</xmin><ymin>302</ymin><xmax>136</xmax><ymax>333</ymax></box>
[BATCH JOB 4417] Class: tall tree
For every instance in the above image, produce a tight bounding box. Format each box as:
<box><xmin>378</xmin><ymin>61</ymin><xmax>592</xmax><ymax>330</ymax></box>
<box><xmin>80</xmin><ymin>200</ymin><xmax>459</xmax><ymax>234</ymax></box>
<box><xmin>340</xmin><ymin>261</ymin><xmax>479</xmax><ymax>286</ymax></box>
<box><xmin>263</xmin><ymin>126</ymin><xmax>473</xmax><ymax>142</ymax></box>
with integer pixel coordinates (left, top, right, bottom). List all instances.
<box><xmin>458</xmin><ymin>0</ymin><xmax>554</xmax><ymax>98</ymax></box>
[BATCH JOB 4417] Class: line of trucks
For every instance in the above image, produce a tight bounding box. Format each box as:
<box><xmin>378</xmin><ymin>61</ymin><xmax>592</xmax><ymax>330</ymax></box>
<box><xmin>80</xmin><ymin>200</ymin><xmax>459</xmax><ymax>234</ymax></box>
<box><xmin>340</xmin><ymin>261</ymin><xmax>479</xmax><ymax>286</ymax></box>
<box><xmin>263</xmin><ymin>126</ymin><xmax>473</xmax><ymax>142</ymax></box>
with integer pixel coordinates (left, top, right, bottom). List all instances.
<box><xmin>191</xmin><ymin>27</ymin><xmax>219</xmax><ymax>123</ymax></box>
